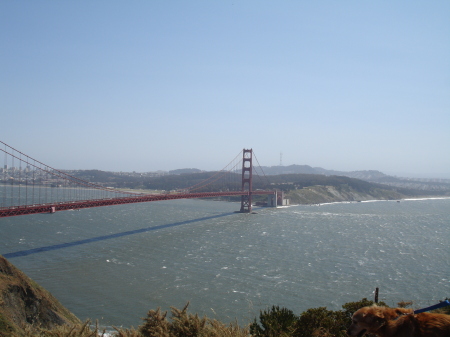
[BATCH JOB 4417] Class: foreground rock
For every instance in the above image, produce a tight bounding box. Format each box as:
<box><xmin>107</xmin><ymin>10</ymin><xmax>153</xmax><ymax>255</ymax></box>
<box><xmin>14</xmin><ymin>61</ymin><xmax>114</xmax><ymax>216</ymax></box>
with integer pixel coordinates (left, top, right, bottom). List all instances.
<box><xmin>0</xmin><ymin>255</ymin><xmax>81</xmax><ymax>336</ymax></box>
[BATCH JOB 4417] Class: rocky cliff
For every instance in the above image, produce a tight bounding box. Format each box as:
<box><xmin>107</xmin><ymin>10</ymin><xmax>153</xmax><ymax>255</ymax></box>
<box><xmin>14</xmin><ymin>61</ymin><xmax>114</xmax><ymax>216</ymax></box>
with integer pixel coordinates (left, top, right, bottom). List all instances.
<box><xmin>0</xmin><ymin>255</ymin><xmax>80</xmax><ymax>336</ymax></box>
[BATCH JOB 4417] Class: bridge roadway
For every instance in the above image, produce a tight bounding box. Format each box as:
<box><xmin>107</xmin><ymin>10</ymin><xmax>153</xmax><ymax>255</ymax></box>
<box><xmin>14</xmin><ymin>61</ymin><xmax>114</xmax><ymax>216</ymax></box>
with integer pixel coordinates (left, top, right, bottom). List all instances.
<box><xmin>0</xmin><ymin>190</ymin><xmax>276</xmax><ymax>218</ymax></box>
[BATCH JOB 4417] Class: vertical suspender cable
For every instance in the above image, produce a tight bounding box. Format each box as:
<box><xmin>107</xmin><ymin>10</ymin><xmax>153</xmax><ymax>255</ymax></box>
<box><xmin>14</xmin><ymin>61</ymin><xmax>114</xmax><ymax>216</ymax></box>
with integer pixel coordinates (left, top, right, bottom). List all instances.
<box><xmin>11</xmin><ymin>149</ymin><xmax>14</xmax><ymax>207</ymax></box>
<box><xmin>32</xmin><ymin>159</ymin><xmax>35</xmax><ymax>206</ymax></box>
<box><xmin>18</xmin><ymin>153</ymin><xmax>21</xmax><ymax>206</ymax></box>
<box><xmin>2</xmin><ymin>144</ymin><xmax>6</xmax><ymax>207</ymax></box>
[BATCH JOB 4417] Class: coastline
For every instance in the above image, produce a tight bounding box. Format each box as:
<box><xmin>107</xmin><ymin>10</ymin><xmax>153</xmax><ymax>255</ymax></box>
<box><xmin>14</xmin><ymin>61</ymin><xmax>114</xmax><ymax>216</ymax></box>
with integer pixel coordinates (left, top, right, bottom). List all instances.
<box><xmin>284</xmin><ymin>196</ymin><xmax>450</xmax><ymax>207</ymax></box>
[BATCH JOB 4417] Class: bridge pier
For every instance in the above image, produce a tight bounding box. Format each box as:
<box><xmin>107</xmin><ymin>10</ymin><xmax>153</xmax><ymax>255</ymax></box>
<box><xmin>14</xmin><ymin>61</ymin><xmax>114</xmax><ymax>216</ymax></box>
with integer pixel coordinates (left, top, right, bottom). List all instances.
<box><xmin>239</xmin><ymin>149</ymin><xmax>253</xmax><ymax>213</ymax></box>
<box><xmin>267</xmin><ymin>191</ymin><xmax>278</xmax><ymax>208</ymax></box>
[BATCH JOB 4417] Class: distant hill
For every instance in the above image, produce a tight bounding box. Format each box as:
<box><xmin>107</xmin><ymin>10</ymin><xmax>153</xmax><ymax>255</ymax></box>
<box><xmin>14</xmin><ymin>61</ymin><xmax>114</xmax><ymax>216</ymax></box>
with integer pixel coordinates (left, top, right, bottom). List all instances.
<box><xmin>259</xmin><ymin>165</ymin><xmax>450</xmax><ymax>192</ymax></box>
<box><xmin>169</xmin><ymin>168</ymin><xmax>203</xmax><ymax>175</ymax></box>
<box><xmin>259</xmin><ymin>165</ymin><xmax>389</xmax><ymax>181</ymax></box>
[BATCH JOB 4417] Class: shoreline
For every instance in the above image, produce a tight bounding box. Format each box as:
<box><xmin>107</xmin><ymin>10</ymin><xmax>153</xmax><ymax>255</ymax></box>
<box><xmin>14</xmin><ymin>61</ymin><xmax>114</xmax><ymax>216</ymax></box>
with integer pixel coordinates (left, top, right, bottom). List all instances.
<box><xmin>283</xmin><ymin>196</ymin><xmax>450</xmax><ymax>207</ymax></box>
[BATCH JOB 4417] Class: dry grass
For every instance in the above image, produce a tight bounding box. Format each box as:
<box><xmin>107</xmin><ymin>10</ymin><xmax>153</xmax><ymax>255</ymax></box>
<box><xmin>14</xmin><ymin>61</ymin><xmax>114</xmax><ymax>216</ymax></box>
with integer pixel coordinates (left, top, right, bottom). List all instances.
<box><xmin>16</xmin><ymin>320</ymin><xmax>107</xmax><ymax>337</ymax></box>
<box><xmin>139</xmin><ymin>302</ymin><xmax>249</xmax><ymax>337</ymax></box>
<box><xmin>11</xmin><ymin>303</ymin><xmax>249</xmax><ymax>337</ymax></box>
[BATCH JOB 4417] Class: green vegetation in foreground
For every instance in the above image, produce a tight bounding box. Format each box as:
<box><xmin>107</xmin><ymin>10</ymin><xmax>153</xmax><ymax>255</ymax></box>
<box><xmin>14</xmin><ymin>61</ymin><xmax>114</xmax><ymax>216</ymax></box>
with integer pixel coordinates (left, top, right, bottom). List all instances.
<box><xmin>4</xmin><ymin>299</ymin><xmax>450</xmax><ymax>337</ymax></box>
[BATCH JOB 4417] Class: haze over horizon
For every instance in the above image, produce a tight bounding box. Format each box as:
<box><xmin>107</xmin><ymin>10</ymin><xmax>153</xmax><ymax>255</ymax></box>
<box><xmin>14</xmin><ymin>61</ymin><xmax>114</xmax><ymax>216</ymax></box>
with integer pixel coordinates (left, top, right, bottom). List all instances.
<box><xmin>1</xmin><ymin>2</ymin><xmax>449</xmax><ymax>179</ymax></box>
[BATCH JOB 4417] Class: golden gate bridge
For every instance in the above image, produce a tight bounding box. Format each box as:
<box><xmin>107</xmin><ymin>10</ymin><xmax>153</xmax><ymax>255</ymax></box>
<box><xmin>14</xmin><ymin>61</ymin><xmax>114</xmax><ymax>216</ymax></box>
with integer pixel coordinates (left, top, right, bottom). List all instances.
<box><xmin>1</xmin><ymin>141</ymin><xmax>277</xmax><ymax>218</ymax></box>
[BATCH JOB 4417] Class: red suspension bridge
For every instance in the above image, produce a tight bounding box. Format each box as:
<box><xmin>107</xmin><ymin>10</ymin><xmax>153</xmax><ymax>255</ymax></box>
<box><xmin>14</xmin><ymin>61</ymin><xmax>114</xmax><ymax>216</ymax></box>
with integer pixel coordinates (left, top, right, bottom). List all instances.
<box><xmin>1</xmin><ymin>141</ymin><xmax>278</xmax><ymax>218</ymax></box>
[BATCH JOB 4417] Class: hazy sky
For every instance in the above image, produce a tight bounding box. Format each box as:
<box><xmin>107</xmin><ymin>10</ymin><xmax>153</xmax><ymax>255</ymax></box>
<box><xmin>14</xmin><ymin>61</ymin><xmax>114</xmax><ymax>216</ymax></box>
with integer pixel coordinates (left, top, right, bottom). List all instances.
<box><xmin>1</xmin><ymin>1</ymin><xmax>449</xmax><ymax>178</ymax></box>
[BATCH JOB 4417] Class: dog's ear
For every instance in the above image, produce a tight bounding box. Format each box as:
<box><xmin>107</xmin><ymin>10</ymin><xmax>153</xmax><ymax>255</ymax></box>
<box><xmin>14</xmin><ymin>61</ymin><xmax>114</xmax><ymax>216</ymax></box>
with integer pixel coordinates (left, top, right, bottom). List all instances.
<box><xmin>364</xmin><ymin>311</ymin><xmax>385</xmax><ymax>329</ymax></box>
<box><xmin>364</xmin><ymin>308</ymin><xmax>386</xmax><ymax>330</ymax></box>
<box><xmin>372</xmin><ymin>307</ymin><xmax>385</xmax><ymax>319</ymax></box>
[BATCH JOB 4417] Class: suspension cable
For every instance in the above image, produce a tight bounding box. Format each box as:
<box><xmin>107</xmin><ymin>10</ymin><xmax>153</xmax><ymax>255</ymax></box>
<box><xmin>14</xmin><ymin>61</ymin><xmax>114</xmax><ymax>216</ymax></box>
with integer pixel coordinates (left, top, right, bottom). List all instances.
<box><xmin>187</xmin><ymin>150</ymin><xmax>243</xmax><ymax>192</ymax></box>
<box><xmin>252</xmin><ymin>150</ymin><xmax>271</xmax><ymax>186</ymax></box>
<box><xmin>0</xmin><ymin>141</ymin><xmax>143</xmax><ymax>196</ymax></box>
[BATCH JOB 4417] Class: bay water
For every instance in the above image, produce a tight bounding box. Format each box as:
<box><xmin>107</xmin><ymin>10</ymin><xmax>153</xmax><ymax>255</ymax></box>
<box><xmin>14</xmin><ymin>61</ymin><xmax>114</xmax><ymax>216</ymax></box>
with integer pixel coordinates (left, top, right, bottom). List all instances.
<box><xmin>1</xmin><ymin>198</ymin><xmax>449</xmax><ymax>328</ymax></box>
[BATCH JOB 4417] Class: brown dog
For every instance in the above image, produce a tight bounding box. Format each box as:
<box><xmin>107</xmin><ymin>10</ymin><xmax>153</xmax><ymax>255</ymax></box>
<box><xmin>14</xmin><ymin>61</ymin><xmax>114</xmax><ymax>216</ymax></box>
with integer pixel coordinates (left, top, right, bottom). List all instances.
<box><xmin>347</xmin><ymin>305</ymin><xmax>450</xmax><ymax>337</ymax></box>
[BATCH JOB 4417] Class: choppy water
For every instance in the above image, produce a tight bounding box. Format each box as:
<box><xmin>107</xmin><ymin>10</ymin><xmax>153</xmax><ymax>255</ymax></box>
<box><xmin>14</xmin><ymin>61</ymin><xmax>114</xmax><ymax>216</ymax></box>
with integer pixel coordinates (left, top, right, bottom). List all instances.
<box><xmin>1</xmin><ymin>198</ymin><xmax>449</xmax><ymax>328</ymax></box>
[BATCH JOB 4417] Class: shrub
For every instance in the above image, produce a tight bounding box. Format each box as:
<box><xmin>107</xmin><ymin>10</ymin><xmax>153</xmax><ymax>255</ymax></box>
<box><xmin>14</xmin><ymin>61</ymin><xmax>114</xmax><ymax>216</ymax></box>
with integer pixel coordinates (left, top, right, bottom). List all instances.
<box><xmin>169</xmin><ymin>303</ymin><xmax>208</xmax><ymax>337</ymax></box>
<box><xmin>397</xmin><ymin>301</ymin><xmax>413</xmax><ymax>308</ymax></box>
<box><xmin>249</xmin><ymin>305</ymin><xmax>299</xmax><ymax>337</ymax></box>
<box><xmin>139</xmin><ymin>307</ymin><xmax>171</xmax><ymax>337</ymax></box>
<box><xmin>249</xmin><ymin>298</ymin><xmax>389</xmax><ymax>337</ymax></box>
<box><xmin>139</xmin><ymin>302</ymin><xmax>248</xmax><ymax>337</ymax></box>
<box><xmin>293</xmin><ymin>307</ymin><xmax>347</xmax><ymax>337</ymax></box>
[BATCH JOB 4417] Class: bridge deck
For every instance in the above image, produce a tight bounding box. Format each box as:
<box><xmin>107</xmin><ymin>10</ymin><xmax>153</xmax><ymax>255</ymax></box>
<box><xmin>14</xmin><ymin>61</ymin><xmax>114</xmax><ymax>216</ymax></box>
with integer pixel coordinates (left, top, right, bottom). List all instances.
<box><xmin>0</xmin><ymin>190</ymin><xmax>275</xmax><ymax>217</ymax></box>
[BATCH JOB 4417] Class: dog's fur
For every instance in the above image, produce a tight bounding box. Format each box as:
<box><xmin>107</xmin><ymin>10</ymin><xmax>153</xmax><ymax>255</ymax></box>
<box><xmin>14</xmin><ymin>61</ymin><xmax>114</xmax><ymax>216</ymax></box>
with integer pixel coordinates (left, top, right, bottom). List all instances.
<box><xmin>347</xmin><ymin>305</ymin><xmax>450</xmax><ymax>337</ymax></box>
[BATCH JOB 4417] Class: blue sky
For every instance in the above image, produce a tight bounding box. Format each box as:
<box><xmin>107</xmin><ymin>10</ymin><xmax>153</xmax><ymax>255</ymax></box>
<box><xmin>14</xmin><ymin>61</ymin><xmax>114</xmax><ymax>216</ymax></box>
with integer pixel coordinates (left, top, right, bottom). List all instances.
<box><xmin>1</xmin><ymin>1</ymin><xmax>449</xmax><ymax>178</ymax></box>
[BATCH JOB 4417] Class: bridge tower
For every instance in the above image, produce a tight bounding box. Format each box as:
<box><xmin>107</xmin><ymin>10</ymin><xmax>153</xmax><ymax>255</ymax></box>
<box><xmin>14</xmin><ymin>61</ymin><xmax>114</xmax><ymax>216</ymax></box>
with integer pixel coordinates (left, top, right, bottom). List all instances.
<box><xmin>240</xmin><ymin>149</ymin><xmax>253</xmax><ymax>213</ymax></box>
